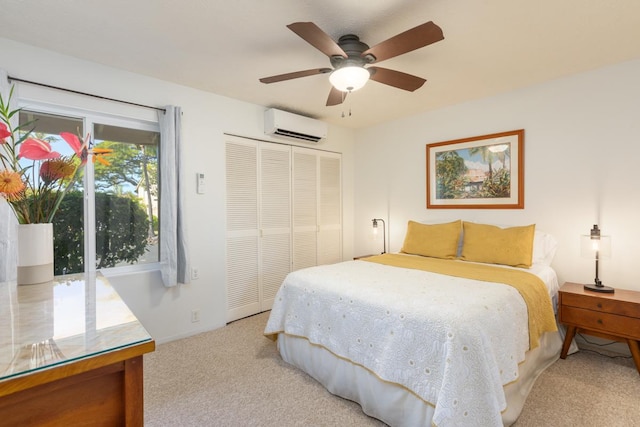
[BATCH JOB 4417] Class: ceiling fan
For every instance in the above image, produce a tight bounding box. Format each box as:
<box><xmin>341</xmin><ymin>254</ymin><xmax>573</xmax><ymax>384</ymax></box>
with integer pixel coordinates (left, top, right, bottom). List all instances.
<box><xmin>259</xmin><ymin>21</ymin><xmax>444</xmax><ymax>106</ymax></box>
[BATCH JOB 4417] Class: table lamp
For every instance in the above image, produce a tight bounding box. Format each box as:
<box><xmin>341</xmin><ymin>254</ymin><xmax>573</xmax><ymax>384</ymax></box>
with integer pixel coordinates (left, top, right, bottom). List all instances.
<box><xmin>580</xmin><ymin>224</ymin><xmax>614</xmax><ymax>293</ymax></box>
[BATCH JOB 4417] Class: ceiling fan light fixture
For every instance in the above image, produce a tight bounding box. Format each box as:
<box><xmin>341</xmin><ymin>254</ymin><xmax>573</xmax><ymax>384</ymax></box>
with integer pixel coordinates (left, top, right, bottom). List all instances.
<box><xmin>329</xmin><ymin>66</ymin><xmax>370</xmax><ymax>92</ymax></box>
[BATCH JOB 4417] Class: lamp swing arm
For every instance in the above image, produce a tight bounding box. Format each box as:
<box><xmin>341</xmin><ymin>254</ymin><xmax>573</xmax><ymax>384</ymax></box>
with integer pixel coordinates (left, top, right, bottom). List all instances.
<box><xmin>372</xmin><ymin>218</ymin><xmax>386</xmax><ymax>254</ymax></box>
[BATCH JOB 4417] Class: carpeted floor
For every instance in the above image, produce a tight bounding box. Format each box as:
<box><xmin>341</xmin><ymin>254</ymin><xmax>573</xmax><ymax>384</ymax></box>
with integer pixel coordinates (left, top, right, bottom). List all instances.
<box><xmin>144</xmin><ymin>311</ymin><xmax>640</xmax><ymax>426</ymax></box>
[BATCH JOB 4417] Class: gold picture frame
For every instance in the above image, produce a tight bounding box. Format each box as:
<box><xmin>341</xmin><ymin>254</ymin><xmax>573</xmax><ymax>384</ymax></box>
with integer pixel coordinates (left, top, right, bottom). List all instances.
<box><xmin>426</xmin><ymin>129</ymin><xmax>524</xmax><ymax>209</ymax></box>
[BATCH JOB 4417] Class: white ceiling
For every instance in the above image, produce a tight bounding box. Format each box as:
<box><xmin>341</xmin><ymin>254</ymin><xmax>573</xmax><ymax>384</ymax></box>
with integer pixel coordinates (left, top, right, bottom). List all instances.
<box><xmin>1</xmin><ymin>0</ymin><xmax>640</xmax><ymax>129</ymax></box>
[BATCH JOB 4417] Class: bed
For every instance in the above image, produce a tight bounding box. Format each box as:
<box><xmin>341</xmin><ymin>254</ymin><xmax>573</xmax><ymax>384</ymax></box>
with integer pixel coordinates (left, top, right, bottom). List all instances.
<box><xmin>264</xmin><ymin>221</ymin><xmax>563</xmax><ymax>426</ymax></box>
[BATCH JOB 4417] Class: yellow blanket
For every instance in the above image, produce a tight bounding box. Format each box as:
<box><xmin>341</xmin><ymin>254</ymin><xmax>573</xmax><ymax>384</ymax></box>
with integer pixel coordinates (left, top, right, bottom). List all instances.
<box><xmin>362</xmin><ymin>253</ymin><xmax>557</xmax><ymax>349</ymax></box>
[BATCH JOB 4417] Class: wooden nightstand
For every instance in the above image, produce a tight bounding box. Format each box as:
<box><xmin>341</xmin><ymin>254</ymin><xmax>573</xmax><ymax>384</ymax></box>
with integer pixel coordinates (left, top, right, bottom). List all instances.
<box><xmin>558</xmin><ymin>282</ymin><xmax>640</xmax><ymax>374</ymax></box>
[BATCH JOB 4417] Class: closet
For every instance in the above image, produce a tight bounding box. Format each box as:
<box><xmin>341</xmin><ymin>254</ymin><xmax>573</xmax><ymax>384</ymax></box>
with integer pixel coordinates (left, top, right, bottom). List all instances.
<box><xmin>225</xmin><ymin>135</ymin><xmax>342</xmax><ymax>322</ymax></box>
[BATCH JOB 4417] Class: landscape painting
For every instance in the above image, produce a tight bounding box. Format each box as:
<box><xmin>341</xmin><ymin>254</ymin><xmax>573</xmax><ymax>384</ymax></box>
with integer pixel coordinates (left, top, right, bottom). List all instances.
<box><xmin>426</xmin><ymin>129</ymin><xmax>524</xmax><ymax>209</ymax></box>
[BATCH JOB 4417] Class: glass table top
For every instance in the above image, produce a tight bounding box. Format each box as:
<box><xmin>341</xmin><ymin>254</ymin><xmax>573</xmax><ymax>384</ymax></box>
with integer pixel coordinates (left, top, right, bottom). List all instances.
<box><xmin>0</xmin><ymin>272</ymin><xmax>153</xmax><ymax>381</ymax></box>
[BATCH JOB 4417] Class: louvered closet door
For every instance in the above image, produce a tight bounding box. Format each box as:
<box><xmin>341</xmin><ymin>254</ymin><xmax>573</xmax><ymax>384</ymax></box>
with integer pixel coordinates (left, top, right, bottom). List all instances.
<box><xmin>292</xmin><ymin>149</ymin><xmax>318</xmax><ymax>271</ymax></box>
<box><xmin>259</xmin><ymin>144</ymin><xmax>291</xmax><ymax>311</ymax></box>
<box><xmin>292</xmin><ymin>147</ymin><xmax>342</xmax><ymax>270</ymax></box>
<box><xmin>226</xmin><ymin>138</ymin><xmax>260</xmax><ymax>322</ymax></box>
<box><xmin>227</xmin><ymin>137</ymin><xmax>339</xmax><ymax>321</ymax></box>
<box><xmin>318</xmin><ymin>153</ymin><xmax>342</xmax><ymax>265</ymax></box>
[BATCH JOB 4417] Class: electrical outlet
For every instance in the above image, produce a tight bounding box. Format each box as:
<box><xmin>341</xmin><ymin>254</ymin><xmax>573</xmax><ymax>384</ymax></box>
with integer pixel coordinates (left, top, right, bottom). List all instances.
<box><xmin>191</xmin><ymin>309</ymin><xmax>200</xmax><ymax>323</ymax></box>
<box><xmin>191</xmin><ymin>267</ymin><xmax>199</xmax><ymax>280</ymax></box>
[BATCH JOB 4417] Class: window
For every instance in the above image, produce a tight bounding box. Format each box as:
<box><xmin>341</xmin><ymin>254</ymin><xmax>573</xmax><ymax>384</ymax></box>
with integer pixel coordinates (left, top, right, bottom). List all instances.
<box><xmin>18</xmin><ymin>106</ymin><xmax>160</xmax><ymax>275</ymax></box>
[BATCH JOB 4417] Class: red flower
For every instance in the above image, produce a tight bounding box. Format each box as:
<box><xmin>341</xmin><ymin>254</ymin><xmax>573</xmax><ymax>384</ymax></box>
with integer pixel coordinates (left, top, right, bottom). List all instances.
<box><xmin>60</xmin><ymin>132</ymin><xmax>88</xmax><ymax>164</ymax></box>
<box><xmin>60</xmin><ymin>132</ymin><xmax>82</xmax><ymax>154</ymax></box>
<box><xmin>0</xmin><ymin>123</ymin><xmax>10</xmax><ymax>143</ymax></box>
<box><xmin>18</xmin><ymin>138</ymin><xmax>61</xmax><ymax>161</ymax></box>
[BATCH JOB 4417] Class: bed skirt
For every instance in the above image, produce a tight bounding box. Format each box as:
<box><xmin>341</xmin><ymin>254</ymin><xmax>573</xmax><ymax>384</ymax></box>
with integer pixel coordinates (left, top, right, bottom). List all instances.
<box><xmin>277</xmin><ymin>330</ymin><xmax>562</xmax><ymax>426</ymax></box>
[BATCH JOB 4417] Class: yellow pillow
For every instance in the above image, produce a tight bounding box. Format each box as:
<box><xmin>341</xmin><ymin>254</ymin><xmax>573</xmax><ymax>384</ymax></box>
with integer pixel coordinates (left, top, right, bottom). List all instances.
<box><xmin>401</xmin><ymin>220</ymin><xmax>462</xmax><ymax>259</ymax></box>
<box><xmin>461</xmin><ymin>222</ymin><xmax>535</xmax><ymax>268</ymax></box>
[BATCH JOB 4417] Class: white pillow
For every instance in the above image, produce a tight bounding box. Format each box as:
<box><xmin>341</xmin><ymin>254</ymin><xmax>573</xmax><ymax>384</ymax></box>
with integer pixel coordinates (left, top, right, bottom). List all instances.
<box><xmin>532</xmin><ymin>230</ymin><xmax>557</xmax><ymax>266</ymax></box>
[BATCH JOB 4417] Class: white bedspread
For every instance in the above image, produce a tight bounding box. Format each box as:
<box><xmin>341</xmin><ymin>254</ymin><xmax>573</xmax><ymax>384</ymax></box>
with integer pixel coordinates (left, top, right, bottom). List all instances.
<box><xmin>264</xmin><ymin>260</ymin><xmax>538</xmax><ymax>427</ymax></box>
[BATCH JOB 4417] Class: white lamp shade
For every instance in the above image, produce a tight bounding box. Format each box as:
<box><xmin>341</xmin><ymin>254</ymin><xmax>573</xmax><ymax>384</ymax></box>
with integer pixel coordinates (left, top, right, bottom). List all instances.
<box><xmin>580</xmin><ymin>234</ymin><xmax>611</xmax><ymax>259</ymax></box>
<box><xmin>329</xmin><ymin>66</ymin><xmax>370</xmax><ymax>92</ymax></box>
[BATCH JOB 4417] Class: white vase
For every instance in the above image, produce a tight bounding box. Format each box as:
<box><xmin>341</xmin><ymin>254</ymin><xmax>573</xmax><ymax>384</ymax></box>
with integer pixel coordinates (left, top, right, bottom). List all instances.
<box><xmin>17</xmin><ymin>223</ymin><xmax>54</xmax><ymax>285</ymax></box>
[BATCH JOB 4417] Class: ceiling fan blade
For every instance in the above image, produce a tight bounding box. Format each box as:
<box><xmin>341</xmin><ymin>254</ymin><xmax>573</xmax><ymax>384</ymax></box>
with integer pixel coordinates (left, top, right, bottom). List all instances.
<box><xmin>363</xmin><ymin>21</ymin><xmax>444</xmax><ymax>63</ymax></box>
<box><xmin>260</xmin><ymin>68</ymin><xmax>332</xmax><ymax>84</ymax></box>
<box><xmin>326</xmin><ymin>86</ymin><xmax>346</xmax><ymax>106</ymax></box>
<box><xmin>368</xmin><ymin>67</ymin><xmax>426</xmax><ymax>91</ymax></box>
<box><xmin>287</xmin><ymin>22</ymin><xmax>347</xmax><ymax>58</ymax></box>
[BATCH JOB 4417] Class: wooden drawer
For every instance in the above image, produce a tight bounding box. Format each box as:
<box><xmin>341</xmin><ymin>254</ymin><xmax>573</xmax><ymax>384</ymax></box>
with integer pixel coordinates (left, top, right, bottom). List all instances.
<box><xmin>560</xmin><ymin>305</ymin><xmax>640</xmax><ymax>340</ymax></box>
<box><xmin>561</xmin><ymin>292</ymin><xmax>640</xmax><ymax>318</ymax></box>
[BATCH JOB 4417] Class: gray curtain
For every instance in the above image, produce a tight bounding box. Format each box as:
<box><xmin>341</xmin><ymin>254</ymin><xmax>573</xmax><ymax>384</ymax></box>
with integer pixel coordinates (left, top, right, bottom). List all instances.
<box><xmin>158</xmin><ymin>106</ymin><xmax>190</xmax><ymax>287</ymax></box>
<box><xmin>0</xmin><ymin>69</ymin><xmax>18</xmax><ymax>282</ymax></box>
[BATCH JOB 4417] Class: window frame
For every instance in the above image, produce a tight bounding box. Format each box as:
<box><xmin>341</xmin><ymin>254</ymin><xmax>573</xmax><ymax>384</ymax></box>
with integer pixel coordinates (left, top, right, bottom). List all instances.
<box><xmin>18</xmin><ymin>98</ymin><xmax>162</xmax><ymax>276</ymax></box>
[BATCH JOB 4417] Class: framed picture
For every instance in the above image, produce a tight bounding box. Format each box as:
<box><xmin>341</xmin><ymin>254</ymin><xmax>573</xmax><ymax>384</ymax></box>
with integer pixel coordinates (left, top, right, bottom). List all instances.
<box><xmin>426</xmin><ymin>129</ymin><xmax>524</xmax><ymax>209</ymax></box>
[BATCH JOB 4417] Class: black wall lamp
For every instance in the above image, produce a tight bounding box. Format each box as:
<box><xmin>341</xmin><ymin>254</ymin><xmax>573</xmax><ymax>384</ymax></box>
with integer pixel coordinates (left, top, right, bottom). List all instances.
<box><xmin>371</xmin><ymin>218</ymin><xmax>386</xmax><ymax>254</ymax></box>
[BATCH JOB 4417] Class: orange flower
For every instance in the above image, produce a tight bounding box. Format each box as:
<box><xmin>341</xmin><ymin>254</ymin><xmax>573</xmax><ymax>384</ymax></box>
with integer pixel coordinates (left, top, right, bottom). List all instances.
<box><xmin>91</xmin><ymin>147</ymin><xmax>113</xmax><ymax>166</ymax></box>
<box><xmin>0</xmin><ymin>170</ymin><xmax>26</xmax><ymax>199</ymax></box>
<box><xmin>40</xmin><ymin>158</ymin><xmax>76</xmax><ymax>183</ymax></box>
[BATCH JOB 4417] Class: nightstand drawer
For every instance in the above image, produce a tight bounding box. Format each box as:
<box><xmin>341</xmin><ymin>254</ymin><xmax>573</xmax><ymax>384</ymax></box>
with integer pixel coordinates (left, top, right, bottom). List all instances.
<box><xmin>561</xmin><ymin>292</ymin><xmax>639</xmax><ymax>318</ymax></box>
<box><xmin>561</xmin><ymin>306</ymin><xmax>640</xmax><ymax>340</ymax></box>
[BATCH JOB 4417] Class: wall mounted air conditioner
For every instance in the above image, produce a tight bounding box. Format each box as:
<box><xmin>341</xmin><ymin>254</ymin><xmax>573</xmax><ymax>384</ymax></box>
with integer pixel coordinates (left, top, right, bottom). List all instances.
<box><xmin>264</xmin><ymin>108</ymin><xmax>328</xmax><ymax>143</ymax></box>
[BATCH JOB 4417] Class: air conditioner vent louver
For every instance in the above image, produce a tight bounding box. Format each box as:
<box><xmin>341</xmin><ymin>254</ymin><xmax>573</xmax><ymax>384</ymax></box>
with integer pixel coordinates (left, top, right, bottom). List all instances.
<box><xmin>272</xmin><ymin>128</ymin><xmax>322</xmax><ymax>142</ymax></box>
<box><xmin>265</xmin><ymin>108</ymin><xmax>328</xmax><ymax>143</ymax></box>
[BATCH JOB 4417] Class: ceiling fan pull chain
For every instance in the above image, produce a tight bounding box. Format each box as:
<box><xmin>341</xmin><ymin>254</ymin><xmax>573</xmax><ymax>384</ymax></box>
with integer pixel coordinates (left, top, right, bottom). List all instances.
<box><xmin>340</xmin><ymin>92</ymin><xmax>353</xmax><ymax>118</ymax></box>
<box><xmin>340</xmin><ymin>90</ymin><xmax>348</xmax><ymax>118</ymax></box>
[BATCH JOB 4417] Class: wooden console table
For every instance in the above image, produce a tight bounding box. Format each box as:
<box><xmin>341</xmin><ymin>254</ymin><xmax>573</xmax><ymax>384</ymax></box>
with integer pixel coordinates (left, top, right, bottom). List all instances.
<box><xmin>0</xmin><ymin>273</ymin><xmax>155</xmax><ymax>426</ymax></box>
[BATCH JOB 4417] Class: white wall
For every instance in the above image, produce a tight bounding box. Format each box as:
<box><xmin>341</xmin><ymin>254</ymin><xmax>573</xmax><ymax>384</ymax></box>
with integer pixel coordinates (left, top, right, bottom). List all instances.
<box><xmin>355</xmin><ymin>59</ymin><xmax>640</xmax><ymax>292</ymax></box>
<box><xmin>0</xmin><ymin>38</ymin><xmax>356</xmax><ymax>343</ymax></box>
<box><xmin>4</xmin><ymin>35</ymin><xmax>639</xmax><ymax>344</ymax></box>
